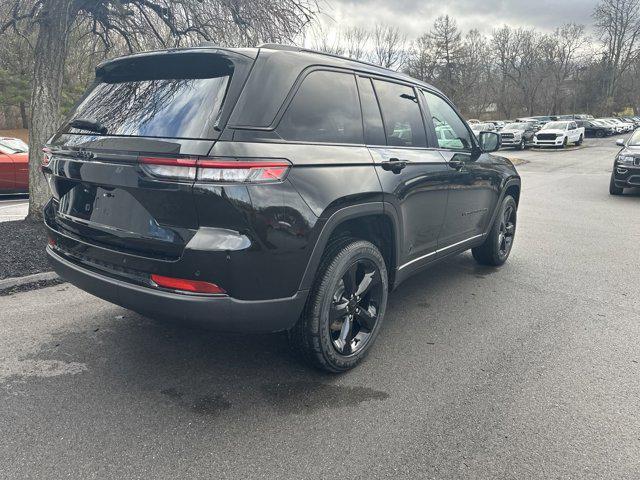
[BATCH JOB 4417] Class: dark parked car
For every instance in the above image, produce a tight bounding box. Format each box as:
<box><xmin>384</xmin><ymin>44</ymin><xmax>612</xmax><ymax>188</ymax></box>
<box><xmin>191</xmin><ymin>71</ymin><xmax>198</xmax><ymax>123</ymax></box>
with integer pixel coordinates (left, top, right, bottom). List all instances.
<box><xmin>576</xmin><ymin>120</ymin><xmax>614</xmax><ymax>138</ymax></box>
<box><xmin>611</xmin><ymin>132</ymin><xmax>640</xmax><ymax>194</ymax></box>
<box><xmin>43</xmin><ymin>45</ymin><xmax>521</xmax><ymax>372</ymax></box>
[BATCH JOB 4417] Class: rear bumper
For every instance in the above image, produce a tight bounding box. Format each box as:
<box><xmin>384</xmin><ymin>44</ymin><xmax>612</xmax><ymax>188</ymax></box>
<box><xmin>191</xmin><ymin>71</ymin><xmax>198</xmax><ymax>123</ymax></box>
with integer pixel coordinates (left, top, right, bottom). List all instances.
<box><xmin>47</xmin><ymin>247</ymin><xmax>307</xmax><ymax>333</ymax></box>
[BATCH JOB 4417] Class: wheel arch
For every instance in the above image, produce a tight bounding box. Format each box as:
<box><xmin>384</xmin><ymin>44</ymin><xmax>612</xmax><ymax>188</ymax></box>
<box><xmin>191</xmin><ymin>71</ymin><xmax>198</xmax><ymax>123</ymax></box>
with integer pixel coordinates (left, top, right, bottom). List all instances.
<box><xmin>299</xmin><ymin>203</ymin><xmax>401</xmax><ymax>291</ymax></box>
<box><xmin>484</xmin><ymin>177</ymin><xmax>521</xmax><ymax>237</ymax></box>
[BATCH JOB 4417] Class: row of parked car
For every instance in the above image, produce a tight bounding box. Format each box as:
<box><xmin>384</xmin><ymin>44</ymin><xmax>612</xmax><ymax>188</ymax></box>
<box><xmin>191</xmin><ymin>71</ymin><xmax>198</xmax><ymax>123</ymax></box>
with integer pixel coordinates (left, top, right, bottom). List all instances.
<box><xmin>469</xmin><ymin>114</ymin><xmax>640</xmax><ymax>150</ymax></box>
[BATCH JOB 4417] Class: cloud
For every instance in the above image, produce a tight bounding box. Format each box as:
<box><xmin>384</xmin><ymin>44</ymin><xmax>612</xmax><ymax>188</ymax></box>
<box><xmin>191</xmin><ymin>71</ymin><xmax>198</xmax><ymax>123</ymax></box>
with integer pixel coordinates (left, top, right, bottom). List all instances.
<box><xmin>319</xmin><ymin>0</ymin><xmax>599</xmax><ymax>38</ymax></box>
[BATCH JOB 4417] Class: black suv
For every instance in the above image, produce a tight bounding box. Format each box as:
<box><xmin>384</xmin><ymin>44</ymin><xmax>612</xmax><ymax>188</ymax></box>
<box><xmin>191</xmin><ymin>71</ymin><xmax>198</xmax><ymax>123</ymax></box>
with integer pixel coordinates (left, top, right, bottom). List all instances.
<box><xmin>611</xmin><ymin>132</ymin><xmax>640</xmax><ymax>194</ymax></box>
<box><xmin>576</xmin><ymin>120</ymin><xmax>614</xmax><ymax>138</ymax></box>
<box><xmin>43</xmin><ymin>45</ymin><xmax>521</xmax><ymax>372</ymax></box>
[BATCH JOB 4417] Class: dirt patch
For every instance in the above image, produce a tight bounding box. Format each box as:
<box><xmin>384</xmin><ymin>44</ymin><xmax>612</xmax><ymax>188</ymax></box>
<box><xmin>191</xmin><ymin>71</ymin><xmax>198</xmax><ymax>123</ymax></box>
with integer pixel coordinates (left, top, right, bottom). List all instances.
<box><xmin>0</xmin><ymin>129</ymin><xmax>29</xmax><ymax>143</ymax></box>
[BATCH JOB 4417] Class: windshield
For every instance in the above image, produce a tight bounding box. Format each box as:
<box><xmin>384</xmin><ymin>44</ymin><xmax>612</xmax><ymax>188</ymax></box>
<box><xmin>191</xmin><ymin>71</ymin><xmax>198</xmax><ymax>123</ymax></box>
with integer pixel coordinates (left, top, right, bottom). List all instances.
<box><xmin>64</xmin><ymin>55</ymin><xmax>234</xmax><ymax>140</ymax></box>
<box><xmin>0</xmin><ymin>138</ymin><xmax>28</xmax><ymax>153</ymax></box>
<box><xmin>628</xmin><ymin>130</ymin><xmax>640</xmax><ymax>146</ymax></box>
<box><xmin>504</xmin><ymin>123</ymin><xmax>526</xmax><ymax>130</ymax></box>
<box><xmin>542</xmin><ymin>122</ymin><xmax>568</xmax><ymax>130</ymax></box>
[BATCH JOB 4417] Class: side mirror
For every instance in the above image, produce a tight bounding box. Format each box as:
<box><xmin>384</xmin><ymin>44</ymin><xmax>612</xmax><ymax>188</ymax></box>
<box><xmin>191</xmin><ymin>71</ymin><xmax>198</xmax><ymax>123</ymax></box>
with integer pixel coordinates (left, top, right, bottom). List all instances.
<box><xmin>616</xmin><ymin>139</ymin><xmax>626</xmax><ymax>147</ymax></box>
<box><xmin>478</xmin><ymin>131</ymin><xmax>501</xmax><ymax>153</ymax></box>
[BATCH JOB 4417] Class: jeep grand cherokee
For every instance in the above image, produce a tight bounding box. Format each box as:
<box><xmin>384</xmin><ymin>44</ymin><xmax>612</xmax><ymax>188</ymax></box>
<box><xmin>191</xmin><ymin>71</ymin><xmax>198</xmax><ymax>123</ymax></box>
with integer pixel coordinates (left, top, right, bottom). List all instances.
<box><xmin>43</xmin><ymin>44</ymin><xmax>521</xmax><ymax>372</ymax></box>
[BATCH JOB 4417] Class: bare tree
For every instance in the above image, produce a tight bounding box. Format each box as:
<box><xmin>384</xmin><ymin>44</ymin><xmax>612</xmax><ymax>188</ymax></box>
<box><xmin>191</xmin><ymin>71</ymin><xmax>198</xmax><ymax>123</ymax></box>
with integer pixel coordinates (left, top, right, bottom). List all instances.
<box><xmin>458</xmin><ymin>29</ymin><xmax>493</xmax><ymax>117</ymax></box>
<box><xmin>544</xmin><ymin>24</ymin><xmax>587</xmax><ymax>114</ymax></box>
<box><xmin>493</xmin><ymin>26</ymin><xmax>548</xmax><ymax>116</ymax></box>
<box><xmin>342</xmin><ymin>27</ymin><xmax>370</xmax><ymax>61</ymax></box>
<box><xmin>309</xmin><ymin>23</ymin><xmax>345</xmax><ymax>55</ymax></box>
<box><xmin>372</xmin><ymin>24</ymin><xmax>406</xmax><ymax>69</ymax></box>
<box><xmin>0</xmin><ymin>0</ymin><xmax>320</xmax><ymax>218</ymax></box>
<box><xmin>593</xmin><ymin>0</ymin><xmax>640</xmax><ymax>104</ymax></box>
<box><xmin>406</xmin><ymin>33</ymin><xmax>438</xmax><ymax>82</ymax></box>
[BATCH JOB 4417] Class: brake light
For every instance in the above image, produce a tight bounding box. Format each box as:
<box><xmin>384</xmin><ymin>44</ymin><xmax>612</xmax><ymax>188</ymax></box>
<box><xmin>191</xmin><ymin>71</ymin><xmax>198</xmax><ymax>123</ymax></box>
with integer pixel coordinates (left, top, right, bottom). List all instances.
<box><xmin>137</xmin><ymin>156</ymin><xmax>290</xmax><ymax>183</ymax></box>
<box><xmin>150</xmin><ymin>274</ymin><xmax>226</xmax><ymax>295</ymax></box>
<box><xmin>139</xmin><ymin>156</ymin><xmax>198</xmax><ymax>180</ymax></box>
<box><xmin>197</xmin><ymin>159</ymin><xmax>290</xmax><ymax>183</ymax></box>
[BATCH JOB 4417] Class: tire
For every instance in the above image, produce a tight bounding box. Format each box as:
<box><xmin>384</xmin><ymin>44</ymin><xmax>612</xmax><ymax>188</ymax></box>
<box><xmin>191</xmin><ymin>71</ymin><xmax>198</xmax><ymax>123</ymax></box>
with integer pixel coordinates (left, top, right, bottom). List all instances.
<box><xmin>561</xmin><ymin>137</ymin><xmax>568</xmax><ymax>148</ymax></box>
<box><xmin>472</xmin><ymin>195</ymin><xmax>517</xmax><ymax>267</ymax></box>
<box><xmin>289</xmin><ymin>239</ymin><xmax>388</xmax><ymax>373</ymax></box>
<box><xmin>517</xmin><ymin>138</ymin><xmax>525</xmax><ymax>150</ymax></box>
<box><xmin>596</xmin><ymin>130</ymin><xmax>605</xmax><ymax>138</ymax></box>
<box><xmin>576</xmin><ymin>135</ymin><xmax>583</xmax><ymax>146</ymax></box>
<box><xmin>609</xmin><ymin>173</ymin><xmax>624</xmax><ymax>195</ymax></box>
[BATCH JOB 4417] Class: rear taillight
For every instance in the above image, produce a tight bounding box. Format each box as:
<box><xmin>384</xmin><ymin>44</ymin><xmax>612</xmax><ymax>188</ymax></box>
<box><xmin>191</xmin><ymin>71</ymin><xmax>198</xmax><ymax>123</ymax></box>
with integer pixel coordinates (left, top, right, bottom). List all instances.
<box><xmin>139</xmin><ymin>156</ymin><xmax>198</xmax><ymax>181</ymax></box>
<box><xmin>150</xmin><ymin>274</ymin><xmax>226</xmax><ymax>295</ymax></box>
<box><xmin>197</xmin><ymin>159</ymin><xmax>290</xmax><ymax>183</ymax></box>
<box><xmin>138</xmin><ymin>156</ymin><xmax>290</xmax><ymax>183</ymax></box>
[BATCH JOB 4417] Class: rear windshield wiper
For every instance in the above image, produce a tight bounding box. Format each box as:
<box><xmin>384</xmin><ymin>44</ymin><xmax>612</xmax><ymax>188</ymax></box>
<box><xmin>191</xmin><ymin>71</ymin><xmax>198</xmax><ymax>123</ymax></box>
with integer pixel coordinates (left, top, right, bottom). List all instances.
<box><xmin>68</xmin><ymin>118</ymin><xmax>108</xmax><ymax>135</ymax></box>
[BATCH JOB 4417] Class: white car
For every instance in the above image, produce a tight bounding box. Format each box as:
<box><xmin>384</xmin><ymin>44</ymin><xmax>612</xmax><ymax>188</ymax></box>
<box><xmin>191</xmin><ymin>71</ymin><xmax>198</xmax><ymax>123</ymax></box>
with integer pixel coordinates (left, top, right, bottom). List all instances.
<box><xmin>533</xmin><ymin>121</ymin><xmax>585</xmax><ymax>148</ymax></box>
<box><xmin>604</xmin><ymin>118</ymin><xmax>634</xmax><ymax>133</ymax></box>
<box><xmin>470</xmin><ymin>122</ymin><xmax>496</xmax><ymax>138</ymax></box>
<box><xmin>597</xmin><ymin>119</ymin><xmax>625</xmax><ymax>133</ymax></box>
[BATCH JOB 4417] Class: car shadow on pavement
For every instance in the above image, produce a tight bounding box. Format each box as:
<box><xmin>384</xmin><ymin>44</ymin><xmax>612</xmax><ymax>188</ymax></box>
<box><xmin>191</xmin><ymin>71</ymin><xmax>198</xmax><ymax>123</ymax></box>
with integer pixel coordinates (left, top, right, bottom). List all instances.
<box><xmin>16</xmin><ymin>253</ymin><xmax>497</xmax><ymax>418</ymax></box>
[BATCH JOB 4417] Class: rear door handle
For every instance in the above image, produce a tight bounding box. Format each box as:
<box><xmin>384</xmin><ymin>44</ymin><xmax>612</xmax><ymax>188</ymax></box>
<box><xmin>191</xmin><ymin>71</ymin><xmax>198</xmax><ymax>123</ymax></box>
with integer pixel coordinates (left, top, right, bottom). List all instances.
<box><xmin>381</xmin><ymin>158</ymin><xmax>407</xmax><ymax>174</ymax></box>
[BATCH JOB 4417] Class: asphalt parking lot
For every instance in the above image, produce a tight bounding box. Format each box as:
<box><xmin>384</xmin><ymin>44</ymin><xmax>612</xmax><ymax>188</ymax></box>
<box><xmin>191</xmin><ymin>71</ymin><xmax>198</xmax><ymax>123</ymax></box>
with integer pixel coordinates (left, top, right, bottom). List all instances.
<box><xmin>1</xmin><ymin>137</ymin><xmax>639</xmax><ymax>479</ymax></box>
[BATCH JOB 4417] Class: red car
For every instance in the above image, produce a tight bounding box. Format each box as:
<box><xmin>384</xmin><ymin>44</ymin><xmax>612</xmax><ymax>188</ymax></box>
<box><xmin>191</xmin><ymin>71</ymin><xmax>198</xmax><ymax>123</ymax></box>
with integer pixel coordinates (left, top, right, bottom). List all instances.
<box><xmin>0</xmin><ymin>137</ymin><xmax>29</xmax><ymax>193</ymax></box>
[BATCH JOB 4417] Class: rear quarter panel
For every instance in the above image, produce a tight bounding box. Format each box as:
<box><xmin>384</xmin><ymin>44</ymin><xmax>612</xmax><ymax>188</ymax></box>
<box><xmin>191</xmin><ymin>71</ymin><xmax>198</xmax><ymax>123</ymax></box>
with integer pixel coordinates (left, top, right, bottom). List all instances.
<box><xmin>206</xmin><ymin>140</ymin><xmax>383</xmax><ymax>298</ymax></box>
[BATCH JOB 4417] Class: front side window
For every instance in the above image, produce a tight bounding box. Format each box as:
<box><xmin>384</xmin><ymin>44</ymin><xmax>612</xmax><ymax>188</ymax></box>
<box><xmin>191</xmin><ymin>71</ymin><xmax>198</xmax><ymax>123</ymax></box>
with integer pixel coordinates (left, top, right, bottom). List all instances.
<box><xmin>422</xmin><ymin>90</ymin><xmax>472</xmax><ymax>150</ymax></box>
<box><xmin>372</xmin><ymin>80</ymin><xmax>427</xmax><ymax>148</ymax></box>
<box><xmin>277</xmin><ymin>70</ymin><xmax>363</xmax><ymax>144</ymax></box>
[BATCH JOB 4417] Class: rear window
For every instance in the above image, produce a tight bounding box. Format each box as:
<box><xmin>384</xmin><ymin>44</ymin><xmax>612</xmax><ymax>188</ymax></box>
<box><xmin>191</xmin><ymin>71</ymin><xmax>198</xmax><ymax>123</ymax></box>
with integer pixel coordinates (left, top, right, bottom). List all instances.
<box><xmin>65</xmin><ymin>54</ymin><xmax>233</xmax><ymax>139</ymax></box>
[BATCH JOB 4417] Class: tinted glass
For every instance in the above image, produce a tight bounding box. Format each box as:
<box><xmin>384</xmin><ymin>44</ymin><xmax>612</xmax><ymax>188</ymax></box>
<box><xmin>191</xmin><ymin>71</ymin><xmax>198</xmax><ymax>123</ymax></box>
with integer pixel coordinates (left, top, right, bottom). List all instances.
<box><xmin>373</xmin><ymin>80</ymin><xmax>427</xmax><ymax>147</ymax></box>
<box><xmin>67</xmin><ymin>76</ymin><xmax>230</xmax><ymax>139</ymax></box>
<box><xmin>357</xmin><ymin>77</ymin><xmax>386</xmax><ymax>145</ymax></box>
<box><xmin>422</xmin><ymin>90</ymin><xmax>472</xmax><ymax>150</ymax></box>
<box><xmin>278</xmin><ymin>71</ymin><xmax>363</xmax><ymax>144</ymax></box>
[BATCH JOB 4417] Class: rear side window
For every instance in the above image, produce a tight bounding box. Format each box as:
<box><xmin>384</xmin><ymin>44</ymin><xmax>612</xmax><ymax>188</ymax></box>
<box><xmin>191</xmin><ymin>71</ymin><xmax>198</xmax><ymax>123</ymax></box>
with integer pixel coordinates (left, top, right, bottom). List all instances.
<box><xmin>277</xmin><ymin>70</ymin><xmax>363</xmax><ymax>144</ymax></box>
<box><xmin>65</xmin><ymin>54</ymin><xmax>233</xmax><ymax>139</ymax></box>
<box><xmin>422</xmin><ymin>90</ymin><xmax>473</xmax><ymax>150</ymax></box>
<box><xmin>357</xmin><ymin>76</ymin><xmax>386</xmax><ymax>146</ymax></box>
<box><xmin>372</xmin><ymin>80</ymin><xmax>427</xmax><ymax>148</ymax></box>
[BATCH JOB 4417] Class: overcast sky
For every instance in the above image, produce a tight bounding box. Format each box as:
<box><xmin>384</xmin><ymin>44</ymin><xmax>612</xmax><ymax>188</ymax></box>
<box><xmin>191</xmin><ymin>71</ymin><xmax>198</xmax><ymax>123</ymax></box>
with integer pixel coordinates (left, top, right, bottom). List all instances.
<box><xmin>316</xmin><ymin>0</ymin><xmax>601</xmax><ymax>38</ymax></box>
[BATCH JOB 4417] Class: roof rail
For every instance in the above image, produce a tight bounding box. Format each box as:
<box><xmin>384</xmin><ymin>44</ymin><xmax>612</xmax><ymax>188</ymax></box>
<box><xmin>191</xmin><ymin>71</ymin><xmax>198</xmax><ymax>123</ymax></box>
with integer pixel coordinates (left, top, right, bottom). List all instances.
<box><xmin>256</xmin><ymin>43</ymin><xmax>398</xmax><ymax>75</ymax></box>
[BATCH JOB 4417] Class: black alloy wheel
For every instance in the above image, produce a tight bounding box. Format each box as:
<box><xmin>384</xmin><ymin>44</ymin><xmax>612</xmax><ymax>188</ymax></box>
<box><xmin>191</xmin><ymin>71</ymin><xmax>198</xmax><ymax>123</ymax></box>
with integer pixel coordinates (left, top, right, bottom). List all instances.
<box><xmin>329</xmin><ymin>258</ymin><xmax>384</xmax><ymax>356</ymax></box>
<box><xmin>497</xmin><ymin>203</ymin><xmax>516</xmax><ymax>259</ymax></box>
<box><xmin>472</xmin><ymin>195</ymin><xmax>518</xmax><ymax>266</ymax></box>
<box><xmin>289</xmin><ymin>239</ymin><xmax>388</xmax><ymax>373</ymax></box>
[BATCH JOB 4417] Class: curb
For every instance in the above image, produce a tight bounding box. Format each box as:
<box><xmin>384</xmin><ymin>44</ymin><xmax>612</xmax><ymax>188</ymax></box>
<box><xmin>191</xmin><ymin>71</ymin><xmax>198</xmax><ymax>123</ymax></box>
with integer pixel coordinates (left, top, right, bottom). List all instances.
<box><xmin>0</xmin><ymin>271</ymin><xmax>60</xmax><ymax>291</ymax></box>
